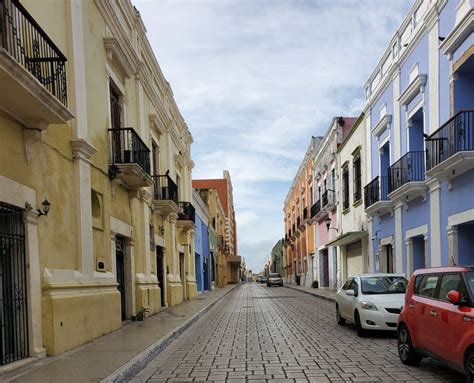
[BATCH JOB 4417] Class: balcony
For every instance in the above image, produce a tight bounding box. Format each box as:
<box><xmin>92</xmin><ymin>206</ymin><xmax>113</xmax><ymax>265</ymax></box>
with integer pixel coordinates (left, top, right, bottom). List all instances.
<box><xmin>388</xmin><ymin>151</ymin><xmax>427</xmax><ymax>205</ymax></box>
<box><xmin>109</xmin><ymin>128</ymin><xmax>152</xmax><ymax>190</ymax></box>
<box><xmin>152</xmin><ymin>175</ymin><xmax>179</xmax><ymax>215</ymax></box>
<box><xmin>426</xmin><ymin>110</ymin><xmax>474</xmax><ymax>185</ymax></box>
<box><xmin>310</xmin><ymin>200</ymin><xmax>321</xmax><ymax>219</ymax></box>
<box><xmin>0</xmin><ymin>0</ymin><xmax>73</xmax><ymax>127</ymax></box>
<box><xmin>177</xmin><ymin>201</ymin><xmax>195</xmax><ymax>230</ymax></box>
<box><xmin>364</xmin><ymin>176</ymin><xmax>393</xmax><ymax>217</ymax></box>
<box><xmin>303</xmin><ymin>207</ymin><xmax>308</xmax><ymax>221</ymax></box>
<box><xmin>321</xmin><ymin>190</ymin><xmax>336</xmax><ymax>211</ymax></box>
<box><xmin>227</xmin><ymin>255</ymin><xmax>241</xmax><ymax>265</ymax></box>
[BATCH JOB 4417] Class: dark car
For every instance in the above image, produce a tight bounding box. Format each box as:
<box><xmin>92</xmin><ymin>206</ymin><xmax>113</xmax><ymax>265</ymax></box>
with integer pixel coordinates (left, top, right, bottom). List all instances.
<box><xmin>267</xmin><ymin>273</ymin><xmax>283</xmax><ymax>287</ymax></box>
<box><xmin>260</xmin><ymin>276</ymin><xmax>268</xmax><ymax>284</ymax></box>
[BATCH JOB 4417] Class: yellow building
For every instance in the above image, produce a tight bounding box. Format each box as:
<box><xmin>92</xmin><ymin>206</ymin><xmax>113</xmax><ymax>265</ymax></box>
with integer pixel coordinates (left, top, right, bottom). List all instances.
<box><xmin>0</xmin><ymin>0</ymin><xmax>195</xmax><ymax>366</ymax></box>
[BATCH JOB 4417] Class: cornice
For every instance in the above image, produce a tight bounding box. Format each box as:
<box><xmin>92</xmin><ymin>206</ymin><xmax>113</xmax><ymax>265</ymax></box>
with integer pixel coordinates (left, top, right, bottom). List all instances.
<box><xmin>70</xmin><ymin>139</ymin><xmax>97</xmax><ymax>160</ymax></box>
<box><xmin>372</xmin><ymin>114</ymin><xmax>393</xmax><ymax>138</ymax></box>
<box><xmin>440</xmin><ymin>9</ymin><xmax>474</xmax><ymax>58</ymax></box>
<box><xmin>103</xmin><ymin>37</ymin><xmax>136</xmax><ymax>79</ymax></box>
<box><xmin>398</xmin><ymin>74</ymin><xmax>427</xmax><ymax>106</ymax></box>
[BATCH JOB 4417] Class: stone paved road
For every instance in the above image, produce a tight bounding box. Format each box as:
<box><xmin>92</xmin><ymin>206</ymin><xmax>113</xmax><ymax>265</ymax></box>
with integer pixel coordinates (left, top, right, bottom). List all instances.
<box><xmin>132</xmin><ymin>284</ymin><xmax>464</xmax><ymax>382</ymax></box>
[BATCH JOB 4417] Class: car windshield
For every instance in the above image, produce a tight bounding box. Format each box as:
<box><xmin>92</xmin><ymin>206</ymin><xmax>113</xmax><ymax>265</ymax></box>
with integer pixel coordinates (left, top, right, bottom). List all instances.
<box><xmin>361</xmin><ymin>276</ymin><xmax>408</xmax><ymax>294</ymax></box>
<box><xmin>269</xmin><ymin>273</ymin><xmax>280</xmax><ymax>278</ymax></box>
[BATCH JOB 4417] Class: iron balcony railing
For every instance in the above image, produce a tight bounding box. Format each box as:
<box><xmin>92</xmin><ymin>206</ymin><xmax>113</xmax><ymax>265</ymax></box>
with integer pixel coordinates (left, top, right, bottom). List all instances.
<box><xmin>388</xmin><ymin>151</ymin><xmax>425</xmax><ymax>193</ymax></box>
<box><xmin>310</xmin><ymin>200</ymin><xmax>321</xmax><ymax>218</ymax></box>
<box><xmin>152</xmin><ymin>175</ymin><xmax>178</xmax><ymax>204</ymax></box>
<box><xmin>0</xmin><ymin>0</ymin><xmax>68</xmax><ymax>105</ymax></box>
<box><xmin>109</xmin><ymin>128</ymin><xmax>151</xmax><ymax>174</ymax></box>
<box><xmin>303</xmin><ymin>207</ymin><xmax>308</xmax><ymax>219</ymax></box>
<box><xmin>364</xmin><ymin>176</ymin><xmax>389</xmax><ymax>209</ymax></box>
<box><xmin>178</xmin><ymin>202</ymin><xmax>195</xmax><ymax>222</ymax></box>
<box><xmin>426</xmin><ymin>110</ymin><xmax>474</xmax><ymax>170</ymax></box>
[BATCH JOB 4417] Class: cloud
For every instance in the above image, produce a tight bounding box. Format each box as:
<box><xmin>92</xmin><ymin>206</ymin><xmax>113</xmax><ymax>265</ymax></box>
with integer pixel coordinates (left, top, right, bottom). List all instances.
<box><xmin>134</xmin><ymin>0</ymin><xmax>413</xmax><ymax>272</ymax></box>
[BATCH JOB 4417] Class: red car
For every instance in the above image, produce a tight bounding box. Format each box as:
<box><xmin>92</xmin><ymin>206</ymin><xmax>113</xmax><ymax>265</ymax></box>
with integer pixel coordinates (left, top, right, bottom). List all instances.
<box><xmin>397</xmin><ymin>266</ymin><xmax>474</xmax><ymax>381</ymax></box>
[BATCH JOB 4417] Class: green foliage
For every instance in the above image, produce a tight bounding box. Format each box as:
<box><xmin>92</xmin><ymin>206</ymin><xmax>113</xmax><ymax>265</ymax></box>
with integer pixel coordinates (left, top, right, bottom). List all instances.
<box><xmin>311</xmin><ymin>280</ymin><xmax>319</xmax><ymax>289</ymax></box>
<box><xmin>131</xmin><ymin>307</ymin><xmax>148</xmax><ymax>321</ymax></box>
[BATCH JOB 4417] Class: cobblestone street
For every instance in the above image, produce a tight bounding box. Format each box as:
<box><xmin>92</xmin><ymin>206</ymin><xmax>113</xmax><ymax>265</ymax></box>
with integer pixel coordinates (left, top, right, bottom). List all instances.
<box><xmin>132</xmin><ymin>283</ymin><xmax>464</xmax><ymax>382</ymax></box>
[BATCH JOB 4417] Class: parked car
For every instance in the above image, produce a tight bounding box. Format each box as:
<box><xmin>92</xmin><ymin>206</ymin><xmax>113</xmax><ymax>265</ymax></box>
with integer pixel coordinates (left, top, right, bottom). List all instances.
<box><xmin>260</xmin><ymin>276</ymin><xmax>268</xmax><ymax>284</ymax></box>
<box><xmin>397</xmin><ymin>266</ymin><xmax>474</xmax><ymax>381</ymax></box>
<box><xmin>256</xmin><ymin>276</ymin><xmax>261</xmax><ymax>283</ymax></box>
<box><xmin>336</xmin><ymin>273</ymin><xmax>408</xmax><ymax>336</ymax></box>
<box><xmin>267</xmin><ymin>273</ymin><xmax>283</xmax><ymax>287</ymax></box>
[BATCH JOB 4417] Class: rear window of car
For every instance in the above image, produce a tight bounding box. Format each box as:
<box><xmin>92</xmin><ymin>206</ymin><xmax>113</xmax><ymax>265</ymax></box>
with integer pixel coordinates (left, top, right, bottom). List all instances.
<box><xmin>416</xmin><ymin>274</ymin><xmax>440</xmax><ymax>298</ymax></box>
<box><xmin>269</xmin><ymin>273</ymin><xmax>280</xmax><ymax>278</ymax></box>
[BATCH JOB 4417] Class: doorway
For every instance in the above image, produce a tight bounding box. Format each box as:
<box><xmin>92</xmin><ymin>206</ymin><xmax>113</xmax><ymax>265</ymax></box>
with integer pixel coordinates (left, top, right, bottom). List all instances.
<box><xmin>321</xmin><ymin>249</ymin><xmax>329</xmax><ymax>287</ymax></box>
<box><xmin>412</xmin><ymin>236</ymin><xmax>425</xmax><ymax>272</ymax></box>
<box><xmin>380</xmin><ymin>244</ymin><xmax>394</xmax><ymax>273</ymax></box>
<box><xmin>115</xmin><ymin>235</ymin><xmax>126</xmax><ymax>320</ymax></box>
<box><xmin>179</xmin><ymin>252</ymin><xmax>185</xmax><ymax>285</ymax></box>
<box><xmin>156</xmin><ymin>246</ymin><xmax>165</xmax><ymax>306</ymax></box>
<box><xmin>0</xmin><ymin>202</ymin><xmax>29</xmax><ymax>366</ymax></box>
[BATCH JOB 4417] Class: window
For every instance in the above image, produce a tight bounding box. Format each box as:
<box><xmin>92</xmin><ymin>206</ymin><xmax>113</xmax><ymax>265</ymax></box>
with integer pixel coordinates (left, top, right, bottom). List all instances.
<box><xmin>438</xmin><ymin>273</ymin><xmax>467</xmax><ymax>302</ymax></box>
<box><xmin>342</xmin><ymin>278</ymin><xmax>353</xmax><ymax>290</ymax></box>
<box><xmin>349</xmin><ymin>279</ymin><xmax>359</xmax><ymax>296</ymax></box>
<box><xmin>149</xmin><ymin>225</ymin><xmax>155</xmax><ymax>251</ymax></box>
<box><xmin>353</xmin><ymin>151</ymin><xmax>362</xmax><ymax>203</ymax></box>
<box><xmin>109</xmin><ymin>83</ymin><xmax>122</xmax><ymax>130</ymax></box>
<box><xmin>152</xmin><ymin>141</ymin><xmax>160</xmax><ymax>175</ymax></box>
<box><xmin>342</xmin><ymin>165</ymin><xmax>349</xmax><ymax>210</ymax></box>
<box><xmin>417</xmin><ymin>275</ymin><xmax>440</xmax><ymax>298</ymax></box>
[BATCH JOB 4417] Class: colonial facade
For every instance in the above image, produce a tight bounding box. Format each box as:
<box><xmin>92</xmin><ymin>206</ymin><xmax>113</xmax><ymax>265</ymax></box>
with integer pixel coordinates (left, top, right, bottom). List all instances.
<box><xmin>309</xmin><ymin>118</ymin><xmax>355</xmax><ymax>290</ymax></box>
<box><xmin>363</xmin><ymin>0</ymin><xmax>474</xmax><ymax>276</ymax></box>
<box><xmin>193</xmin><ymin>190</ymin><xmax>211</xmax><ymax>292</ymax></box>
<box><xmin>271</xmin><ymin>238</ymin><xmax>286</xmax><ymax>277</ymax></box>
<box><xmin>0</xmin><ymin>0</ymin><xmax>197</xmax><ymax>366</ymax></box>
<box><xmin>283</xmin><ymin>137</ymin><xmax>321</xmax><ymax>286</ymax></box>
<box><xmin>329</xmin><ymin>114</ymin><xmax>370</xmax><ymax>289</ymax></box>
<box><xmin>193</xmin><ymin>171</ymin><xmax>241</xmax><ymax>284</ymax></box>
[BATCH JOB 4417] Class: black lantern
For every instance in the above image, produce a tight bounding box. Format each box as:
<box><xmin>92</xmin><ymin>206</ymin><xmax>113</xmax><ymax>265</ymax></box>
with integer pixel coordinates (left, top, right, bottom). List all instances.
<box><xmin>325</xmin><ymin>216</ymin><xmax>331</xmax><ymax>231</ymax></box>
<box><xmin>38</xmin><ymin>199</ymin><xmax>51</xmax><ymax>217</ymax></box>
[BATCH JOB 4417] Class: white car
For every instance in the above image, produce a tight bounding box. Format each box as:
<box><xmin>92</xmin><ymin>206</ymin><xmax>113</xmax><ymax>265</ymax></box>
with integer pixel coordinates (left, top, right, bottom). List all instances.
<box><xmin>335</xmin><ymin>273</ymin><xmax>408</xmax><ymax>336</ymax></box>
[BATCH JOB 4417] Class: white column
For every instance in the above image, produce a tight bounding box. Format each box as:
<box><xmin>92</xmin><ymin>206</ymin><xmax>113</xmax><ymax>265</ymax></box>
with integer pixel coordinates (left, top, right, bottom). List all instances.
<box><xmin>167</xmin><ymin>213</ymin><xmax>178</xmax><ymax>277</ymax></box>
<box><xmin>71</xmin><ymin>141</ymin><xmax>97</xmax><ymax>277</ymax></box>
<box><xmin>447</xmin><ymin>225</ymin><xmax>459</xmax><ymax>266</ymax></box>
<box><xmin>124</xmin><ymin>238</ymin><xmax>136</xmax><ymax>317</ymax></box>
<box><xmin>24</xmin><ymin>210</ymin><xmax>46</xmax><ymax>358</ymax></box>
<box><xmin>143</xmin><ymin>199</ymin><xmax>151</xmax><ymax>277</ymax></box>
<box><xmin>428</xmin><ymin>15</ymin><xmax>439</xmax><ymax>135</ymax></box>
<box><xmin>424</xmin><ymin>233</ymin><xmax>429</xmax><ymax>268</ymax></box>
<box><xmin>428</xmin><ymin>179</ymin><xmax>442</xmax><ymax>266</ymax></box>
<box><xmin>110</xmin><ymin>233</ymin><xmax>117</xmax><ymax>277</ymax></box>
<box><xmin>367</xmin><ymin>216</ymin><xmax>374</xmax><ymax>272</ymax></box>
<box><xmin>405</xmin><ymin>237</ymin><xmax>413</xmax><ymax>278</ymax></box>
<box><xmin>392</xmin><ymin>69</ymin><xmax>401</xmax><ymax>160</ymax></box>
<box><xmin>394</xmin><ymin>203</ymin><xmax>403</xmax><ymax>273</ymax></box>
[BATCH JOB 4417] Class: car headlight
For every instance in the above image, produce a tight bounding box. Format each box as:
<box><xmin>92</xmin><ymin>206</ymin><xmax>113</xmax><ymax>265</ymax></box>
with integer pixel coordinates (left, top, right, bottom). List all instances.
<box><xmin>360</xmin><ymin>301</ymin><xmax>378</xmax><ymax>311</ymax></box>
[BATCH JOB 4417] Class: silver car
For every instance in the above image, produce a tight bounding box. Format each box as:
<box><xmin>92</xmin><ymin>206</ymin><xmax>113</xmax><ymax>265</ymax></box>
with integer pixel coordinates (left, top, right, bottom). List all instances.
<box><xmin>267</xmin><ymin>273</ymin><xmax>283</xmax><ymax>287</ymax></box>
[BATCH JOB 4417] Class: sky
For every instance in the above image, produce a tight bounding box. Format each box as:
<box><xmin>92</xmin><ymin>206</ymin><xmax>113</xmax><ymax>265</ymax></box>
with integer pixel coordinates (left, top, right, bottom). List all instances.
<box><xmin>134</xmin><ymin>0</ymin><xmax>413</xmax><ymax>273</ymax></box>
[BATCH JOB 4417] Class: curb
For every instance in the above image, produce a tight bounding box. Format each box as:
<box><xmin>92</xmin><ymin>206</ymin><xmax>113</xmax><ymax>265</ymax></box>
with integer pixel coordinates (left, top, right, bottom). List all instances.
<box><xmin>101</xmin><ymin>284</ymin><xmax>239</xmax><ymax>383</ymax></box>
<box><xmin>285</xmin><ymin>285</ymin><xmax>336</xmax><ymax>303</ymax></box>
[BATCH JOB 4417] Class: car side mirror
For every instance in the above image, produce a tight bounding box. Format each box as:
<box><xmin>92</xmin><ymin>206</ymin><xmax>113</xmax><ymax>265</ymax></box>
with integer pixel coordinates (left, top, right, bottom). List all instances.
<box><xmin>345</xmin><ymin>289</ymin><xmax>355</xmax><ymax>297</ymax></box>
<box><xmin>447</xmin><ymin>290</ymin><xmax>461</xmax><ymax>305</ymax></box>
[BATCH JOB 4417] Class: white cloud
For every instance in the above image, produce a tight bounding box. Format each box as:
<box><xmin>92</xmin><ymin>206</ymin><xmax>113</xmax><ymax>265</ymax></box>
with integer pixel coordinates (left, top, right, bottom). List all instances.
<box><xmin>134</xmin><ymin>0</ymin><xmax>413</xmax><ymax>272</ymax></box>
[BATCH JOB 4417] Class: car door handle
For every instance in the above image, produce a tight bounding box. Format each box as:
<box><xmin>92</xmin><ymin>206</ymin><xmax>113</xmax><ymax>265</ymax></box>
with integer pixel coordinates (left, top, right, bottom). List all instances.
<box><xmin>430</xmin><ymin>310</ymin><xmax>438</xmax><ymax>317</ymax></box>
<box><xmin>408</xmin><ymin>303</ymin><xmax>415</xmax><ymax>309</ymax></box>
<box><xmin>464</xmin><ymin>316</ymin><xmax>472</xmax><ymax>322</ymax></box>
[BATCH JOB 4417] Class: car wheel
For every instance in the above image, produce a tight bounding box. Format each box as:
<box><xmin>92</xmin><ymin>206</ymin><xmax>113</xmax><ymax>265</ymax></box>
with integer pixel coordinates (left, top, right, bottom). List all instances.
<box><xmin>354</xmin><ymin>311</ymin><xmax>366</xmax><ymax>337</ymax></box>
<box><xmin>267</xmin><ymin>284</ymin><xmax>270</xmax><ymax>287</ymax></box>
<box><xmin>336</xmin><ymin>304</ymin><xmax>345</xmax><ymax>326</ymax></box>
<box><xmin>397</xmin><ymin>325</ymin><xmax>422</xmax><ymax>366</ymax></box>
<box><xmin>465</xmin><ymin>351</ymin><xmax>474</xmax><ymax>382</ymax></box>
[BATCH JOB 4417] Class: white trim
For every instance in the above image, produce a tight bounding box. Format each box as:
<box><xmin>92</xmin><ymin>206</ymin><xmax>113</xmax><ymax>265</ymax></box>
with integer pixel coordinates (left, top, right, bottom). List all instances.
<box><xmin>405</xmin><ymin>224</ymin><xmax>428</xmax><ymax>239</ymax></box>
<box><xmin>429</xmin><ymin>179</ymin><xmax>442</xmax><ymax>266</ymax></box>
<box><xmin>110</xmin><ymin>216</ymin><xmax>133</xmax><ymax>238</ymax></box>
<box><xmin>398</xmin><ymin>74</ymin><xmax>427</xmax><ymax>106</ymax></box>
<box><xmin>395</xmin><ymin>204</ymin><xmax>403</xmax><ymax>273</ymax></box>
<box><xmin>407</xmin><ymin>98</ymin><xmax>424</xmax><ymax>119</ymax></box>
<box><xmin>372</xmin><ymin>114</ymin><xmax>393</xmax><ymax>138</ymax></box>
<box><xmin>0</xmin><ymin>175</ymin><xmax>36</xmax><ymax>209</ymax></box>
<box><xmin>380</xmin><ymin>235</ymin><xmax>394</xmax><ymax>246</ymax></box>
<box><xmin>448</xmin><ymin>208</ymin><xmax>474</xmax><ymax>227</ymax></box>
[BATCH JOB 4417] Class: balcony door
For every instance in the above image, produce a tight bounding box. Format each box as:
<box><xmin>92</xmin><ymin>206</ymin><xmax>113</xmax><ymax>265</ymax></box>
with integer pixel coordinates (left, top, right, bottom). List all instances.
<box><xmin>408</xmin><ymin>108</ymin><xmax>424</xmax><ymax>152</ymax></box>
<box><xmin>156</xmin><ymin>246</ymin><xmax>165</xmax><ymax>306</ymax></box>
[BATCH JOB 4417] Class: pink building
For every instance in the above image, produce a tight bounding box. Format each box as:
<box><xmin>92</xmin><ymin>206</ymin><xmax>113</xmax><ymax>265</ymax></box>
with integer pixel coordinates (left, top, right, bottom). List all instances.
<box><xmin>310</xmin><ymin>117</ymin><xmax>356</xmax><ymax>290</ymax></box>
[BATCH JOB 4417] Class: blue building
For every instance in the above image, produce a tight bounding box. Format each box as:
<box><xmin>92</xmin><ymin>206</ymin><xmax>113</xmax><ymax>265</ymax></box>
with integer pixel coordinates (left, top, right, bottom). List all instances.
<box><xmin>193</xmin><ymin>190</ymin><xmax>211</xmax><ymax>292</ymax></box>
<box><xmin>363</xmin><ymin>0</ymin><xmax>474</xmax><ymax>276</ymax></box>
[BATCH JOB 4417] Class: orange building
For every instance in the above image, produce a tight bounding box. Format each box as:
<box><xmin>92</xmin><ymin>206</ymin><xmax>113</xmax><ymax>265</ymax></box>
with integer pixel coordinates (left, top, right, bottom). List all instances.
<box><xmin>284</xmin><ymin>137</ymin><xmax>322</xmax><ymax>286</ymax></box>
<box><xmin>193</xmin><ymin>171</ymin><xmax>240</xmax><ymax>283</ymax></box>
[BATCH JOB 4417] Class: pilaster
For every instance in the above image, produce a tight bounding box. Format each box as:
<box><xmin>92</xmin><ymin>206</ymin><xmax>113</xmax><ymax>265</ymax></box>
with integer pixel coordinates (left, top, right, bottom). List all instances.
<box><xmin>405</xmin><ymin>237</ymin><xmax>414</xmax><ymax>278</ymax></box>
<box><xmin>394</xmin><ymin>202</ymin><xmax>403</xmax><ymax>273</ymax></box>
<box><xmin>447</xmin><ymin>225</ymin><xmax>459</xmax><ymax>265</ymax></box>
<box><xmin>428</xmin><ymin>178</ymin><xmax>441</xmax><ymax>266</ymax></box>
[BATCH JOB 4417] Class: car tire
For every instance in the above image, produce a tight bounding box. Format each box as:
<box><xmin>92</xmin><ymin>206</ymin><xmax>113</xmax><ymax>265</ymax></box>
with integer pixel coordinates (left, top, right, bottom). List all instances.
<box><xmin>354</xmin><ymin>311</ymin><xmax>366</xmax><ymax>337</ymax></box>
<box><xmin>267</xmin><ymin>284</ymin><xmax>270</xmax><ymax>287</ymax></box>
<box><xmin>336</xmin><ymin>304</ymin><xmax>345</xmax><ymax>326</ymax></box>
<box><xmin>397</xmin><ymin>325</ymin><xmax>422</xmax><ymax>366</ymax></box>
<box><xmin>465</xmin><ymin>351</ymin><xmax>474</xmax><ymax>382</ymax></box>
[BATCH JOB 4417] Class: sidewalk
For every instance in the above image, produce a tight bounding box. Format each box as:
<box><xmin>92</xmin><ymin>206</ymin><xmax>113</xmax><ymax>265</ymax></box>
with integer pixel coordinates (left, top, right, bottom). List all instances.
<box><xmin>285</xmin><ymin>284</ymin><xmax>337</xmax><ymax>302</ymax></box>
<box><xmin>2</xmin><ymin>284</ymin><xmax>238</xmax><ymax>383</ymax></box>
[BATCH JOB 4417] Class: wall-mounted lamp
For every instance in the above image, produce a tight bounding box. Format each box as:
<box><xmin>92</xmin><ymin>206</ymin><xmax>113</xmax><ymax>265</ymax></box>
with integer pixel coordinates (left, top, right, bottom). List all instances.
<box><xmin>37</xmin><ymin>199</ymin><xmax>51</xmax><ymax>217</ymax></box>
<box><xmin>158</xmin><ymin>226</ymin><xmax>165</xmax><ymax>235</ymax></box>
<box><xmin>325</xmin><ymin>216</ymin><xmax>338</xmax><ymax>233</ymax></box>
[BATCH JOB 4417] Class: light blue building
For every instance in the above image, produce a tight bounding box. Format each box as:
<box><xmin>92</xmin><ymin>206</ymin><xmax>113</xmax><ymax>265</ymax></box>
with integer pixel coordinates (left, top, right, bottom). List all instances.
<box><xmin>363</xmin><ymin>0</ymin><xmax>474</xmax><ymax>276</ymax></box>
<box><xmin>193</xmin><ymin>190</ymin><xmax>211</xmax><ymax>292</ymax></box>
